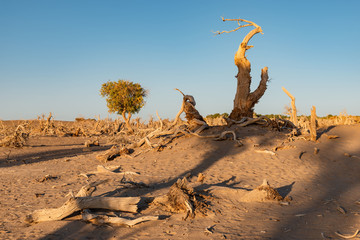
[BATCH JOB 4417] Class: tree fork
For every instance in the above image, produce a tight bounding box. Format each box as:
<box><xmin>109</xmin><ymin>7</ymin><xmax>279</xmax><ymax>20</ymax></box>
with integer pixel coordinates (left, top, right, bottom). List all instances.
<box><xmin>215</xmin><ymin>18</ymin><xmax>269</xmax><ymax>120</ymax></box>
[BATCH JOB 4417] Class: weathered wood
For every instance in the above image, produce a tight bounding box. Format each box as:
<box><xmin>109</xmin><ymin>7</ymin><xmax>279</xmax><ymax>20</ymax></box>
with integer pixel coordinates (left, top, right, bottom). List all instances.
<box><xmin>82</xmin><ymin>209</ymin><xmax>158</xmax><ymax>226</ymax></box>
<box><xmin>96</xmin><ymin>146</ymin><xmax>130</xmax><ymax>162</ymax></box>
<box><xmin>215</xmin><ymin>18</ymin><xmax>269</xmax><ymax>119</ymax></box>
<box><xmin>25</xmin><ymin>196</ymin><xmax>140</xmax><ymax>223</ymax></box>
<box><xmin>282</xmin><ymin>87</ymin><xmax>298</xmax><ymax>126</ymax></box>
<box><xmin>25</xmin><ymin>181</ymin><xmax>140</xmax><ymax>223</ymax></box>
<box><xmin>310</xmin><ymin>106</ymin><xmax>317</xmax><ymax>141</ymax></box>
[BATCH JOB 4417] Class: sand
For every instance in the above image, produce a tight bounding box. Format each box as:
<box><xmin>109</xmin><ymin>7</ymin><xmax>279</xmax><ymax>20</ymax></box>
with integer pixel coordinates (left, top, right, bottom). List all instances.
<box><xmin>1</xmin><ymin>124</ymin><xmax>360</xmax><ymax>239</ymax></box>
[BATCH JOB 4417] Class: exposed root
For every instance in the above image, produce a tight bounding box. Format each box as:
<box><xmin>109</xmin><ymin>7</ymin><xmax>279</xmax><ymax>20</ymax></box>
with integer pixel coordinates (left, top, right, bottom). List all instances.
<box><xmin>335</xmin><ymin>229</ymin><xmax>359</xmax><ymax>239</ymax></box>
<box><xmin>153</xmin><ymin>178</ymin><xmax>210</xmax><ymax>220</ymax></box>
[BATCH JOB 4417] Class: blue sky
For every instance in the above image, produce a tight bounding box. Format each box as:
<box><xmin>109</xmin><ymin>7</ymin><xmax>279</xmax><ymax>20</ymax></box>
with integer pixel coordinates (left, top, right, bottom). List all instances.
<box><xmin>1</xmin><ymin>0</ymin><xmax>359</xmax><ymax>121</ymax></box>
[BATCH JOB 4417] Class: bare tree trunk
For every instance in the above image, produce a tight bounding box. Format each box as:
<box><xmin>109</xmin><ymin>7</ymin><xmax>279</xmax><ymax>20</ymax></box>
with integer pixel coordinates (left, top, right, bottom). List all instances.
<box><xmin>282</xmin><ymin>87</ymin><xmax>298</xmax><ymax>126</ymax></box>
<box><xmin>310</xmin><ymin>106</ymin><xmax>317</xmax><ymax>141</ymax></box>
<box><xmin>122</xmin><ymin>111</ymin><xmax>133</xmax><ymax>132</ymax></box>
<box><xmin>215</xmin><ymin>18</ymin><xmax>269</xmax><ymax>120</ymax></box>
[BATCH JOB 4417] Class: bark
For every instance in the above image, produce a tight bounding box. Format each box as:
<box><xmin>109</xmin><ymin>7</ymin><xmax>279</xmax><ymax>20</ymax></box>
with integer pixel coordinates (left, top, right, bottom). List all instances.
<box><xmin>282</xmin><ymin>87</ymin><xmax>298</xmax><ymax>126</ymax></box>
<box><xmin>122</xmin><ymin>110</ymin><xmax>133</xmax><ymax>132</ymax></box>
<box><xmin>217</xmin><ymin>18</ymin><xmax>269</xmax><ymax>120</ymax></box>
<box><xmin>310</xmin><ymin>106</ymin><xmax>317</xmax><ymax>141</ymax></box>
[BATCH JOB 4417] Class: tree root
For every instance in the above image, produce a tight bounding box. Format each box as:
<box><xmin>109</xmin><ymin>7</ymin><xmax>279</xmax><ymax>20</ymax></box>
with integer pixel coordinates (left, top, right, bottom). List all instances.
<box><xmin>152</xmin><ymin>177</ymin><xmax>209</xmax><ymax>220</ymax></box>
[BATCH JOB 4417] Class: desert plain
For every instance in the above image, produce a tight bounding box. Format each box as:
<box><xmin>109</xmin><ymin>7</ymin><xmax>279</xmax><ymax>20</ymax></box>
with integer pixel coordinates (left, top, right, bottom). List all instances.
<box><xmin>1</xmin><ymin>116</ymin><xmax>360</xmax><ymax>240</ymax></box>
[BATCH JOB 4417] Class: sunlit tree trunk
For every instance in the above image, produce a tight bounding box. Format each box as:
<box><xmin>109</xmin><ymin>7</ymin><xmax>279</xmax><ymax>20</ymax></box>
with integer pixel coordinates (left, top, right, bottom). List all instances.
<box><xmin>215</xmin><ymin>18</ymin><xmax>269</xmax><ymax>120</ymax></box>
<box><xmin>122</xmin><ymin>110</ymin><xmax>133</xmax><ymax>132</ymax></box>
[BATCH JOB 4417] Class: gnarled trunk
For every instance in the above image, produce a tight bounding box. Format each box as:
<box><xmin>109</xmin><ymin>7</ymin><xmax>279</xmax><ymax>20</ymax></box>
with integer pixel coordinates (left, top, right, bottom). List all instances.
<box><xmin>216</xmin><ymin>18</ymin><xmax>269</xmax><ymax>120</ymax></box>
<box><xmin>230</xmin><ymin>65</ymin><xmax>269</xmax><ymax>119</ymax></box>
<box><xmin>122</xmin><ymin>111</ymin><xmax>133</xmax><ymax>132</ymax></box>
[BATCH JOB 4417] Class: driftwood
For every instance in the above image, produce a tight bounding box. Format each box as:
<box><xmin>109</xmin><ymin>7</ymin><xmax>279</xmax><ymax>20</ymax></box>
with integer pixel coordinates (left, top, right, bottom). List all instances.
<box><xmin>25</xmin><ymin>180</ymin><xmax>141</xmax><ymax>223</ymax></box>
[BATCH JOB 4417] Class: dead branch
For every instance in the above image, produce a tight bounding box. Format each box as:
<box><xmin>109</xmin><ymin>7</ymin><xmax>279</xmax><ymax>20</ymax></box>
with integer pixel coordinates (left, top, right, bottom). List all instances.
<box><xmin>282</xmin><ymin>87</ymin><xmax>298</xmax><ymax>126</ymax></box>
<box><xmin>82</xmin><ymin>209</ymin><xmax>158</xmax><ymax>226</ymax></box>
<box><xmin>156</xmin><ymin>111</ymin><xmax>163</xmax><ymax>130</ymax></box>
<box><xmin>25</xmin><ymin>180</ymin><xmax>141</xmax><ymax>223</ymax></box>
<box><xmin>310</xmin><ymin>106</ymin><xmax>317</xmax><ymax>141</ymax></box>
<box><xmin>80</xmin><ymin>165</ymin><xmax>139</xmax><ymax>179</ymax></box>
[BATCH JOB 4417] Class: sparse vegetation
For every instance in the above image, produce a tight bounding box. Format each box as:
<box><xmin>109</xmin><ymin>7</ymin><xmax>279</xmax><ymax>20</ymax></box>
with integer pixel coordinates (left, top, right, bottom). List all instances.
<box><xmin>100</xmin><ymin>80</ymin><xmax>147</xmax><ymax>132</ymax></box>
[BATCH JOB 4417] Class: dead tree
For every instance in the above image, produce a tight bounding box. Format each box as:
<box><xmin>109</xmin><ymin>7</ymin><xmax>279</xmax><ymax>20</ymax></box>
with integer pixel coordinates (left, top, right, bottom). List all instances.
<box><xmin>173</xmin><ymin>89</ymin><xmax>208</xmax><ymax>133</ymax></box>
<box><xmin>282</xmin><ymin>87</ymin><xmax>298</xmax><ymax>126</ymax></box>
<box><xmin>310</xmin><ymin>106</ymin><xmax>317</xmax><ymax>141</ymax></box>
<box><xmin>215</xmin><ymin>17</ymin><xmax>269</xmax><ymax>120</ymax></box>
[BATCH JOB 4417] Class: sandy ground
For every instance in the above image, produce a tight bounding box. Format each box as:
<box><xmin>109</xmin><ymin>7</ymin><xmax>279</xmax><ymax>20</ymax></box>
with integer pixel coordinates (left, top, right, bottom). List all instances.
<box><xmin>1</xmin><ymin>124</ymin><xmax>360</xmax><ymax>240</ymax></box>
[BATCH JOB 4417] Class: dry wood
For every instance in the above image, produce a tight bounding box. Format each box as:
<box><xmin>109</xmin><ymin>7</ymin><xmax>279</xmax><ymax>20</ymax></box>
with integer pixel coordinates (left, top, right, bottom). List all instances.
<box><xmin>156</xmin><ymin>110</ymin><xmax>163</xmax><ymax>130</ymax></box>
<box><xmin>282</xmin><ymin>87</ymin><xmax>298</xmax><ymax>126</ymax></box>
<box><xmin>0</xmin><ymin>124</ymin><xmax>29</xmax><ymax>148</ymax></box>
<box><xmin>239</xmin><ymin>179</ymin><xmax>284</xmax><ymax>202</ymax></box>
<box><xmin>215</xmin><ymin>17</ymin><xmax>269</xmax><ymax>119</ymax></box>
<box><xmin>96</xmin><ymin>146</ymin><xmax>130</xmax><ymax>162</ymax></box>
<box><xmin>80</xmin><ymin>165</ymin><xmax>139</xmax><ymax>178</ymax></box>
<box><xmin>25</xmin><ymin>181</ymin><xmax>140</xmax><ymax>223</ymax></box>
<box><xmin>310</xmin><ymin>106</ymin><xmax>317</xmax><ymax>141</ymax></box>
<box><xmin>168</xmin><ymin>178</ymin><xmax>194</xmax><ymax>220</ymax></box>
<box><xmin>335</xmin><ymin>229</ymin><xmax>359</xmax><ymax>239</ymax></box>
<box><xmin>255</xmin><ymin>149</ymin><xmax>276</xmax><ymax>156</ymax></box>
<box><xmin>84</xmin><ymin>139</ymin><xmax>99</xmax><ymax>147</ymax></box>
<box><xmin>82</xmin><ymin>209</ymin><xmax>158</xmax><ymax>226</ymax></box>
<box><xmin>153</xmin><ymin>178</ymin><xmax>209</xmax><ymax>220</ymax></box>
<box><xmin>226</xmin><ymin>116</ymin><xmax>270</xmax><ymax>127</ymax></box>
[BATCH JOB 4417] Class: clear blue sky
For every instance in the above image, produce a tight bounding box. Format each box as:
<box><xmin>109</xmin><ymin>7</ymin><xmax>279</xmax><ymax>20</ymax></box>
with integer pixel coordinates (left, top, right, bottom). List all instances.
<box><xmin>1</xmin><ymin>0</ymin><xmax>359</xmax><ymax>121</ymax></box>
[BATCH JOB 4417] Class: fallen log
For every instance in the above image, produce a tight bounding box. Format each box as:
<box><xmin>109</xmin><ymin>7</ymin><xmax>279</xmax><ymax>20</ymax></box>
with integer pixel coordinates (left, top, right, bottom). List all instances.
<box><xmin>82</xmin><ymin>209</ymin><xmax>158</xmax><ymax>226</ymax></box>
<box><xmin>25</xmin><ymin>181</ymin><xmax>140</xmax><ymax>223</ymax></box>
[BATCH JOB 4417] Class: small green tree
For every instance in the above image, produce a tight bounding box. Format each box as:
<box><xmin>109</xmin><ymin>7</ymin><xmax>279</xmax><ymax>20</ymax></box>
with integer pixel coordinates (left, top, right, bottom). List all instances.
<box><xmin>100</xmin><ymin>80</ymin><xmax>147</xmax><ymax>132</ymax></box>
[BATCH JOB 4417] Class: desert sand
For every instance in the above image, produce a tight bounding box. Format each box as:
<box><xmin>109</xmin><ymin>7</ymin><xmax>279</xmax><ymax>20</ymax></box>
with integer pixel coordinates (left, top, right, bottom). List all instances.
<box><xmin>1</xmin><ymin>122</ymin><xmax>360</xmax><ymax>240</ymax></box>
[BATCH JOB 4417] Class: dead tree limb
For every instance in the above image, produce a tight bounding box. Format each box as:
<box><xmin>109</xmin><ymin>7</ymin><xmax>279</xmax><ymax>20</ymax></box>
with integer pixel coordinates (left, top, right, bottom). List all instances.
<box><xmin>310</xmin><ymin>106</ymin><xmax>317</xmax><ymax>141</ymax></box>
<box><xmin>282</xmin><ymin>87</ymin><xmax>298</xmax><ymax>126</ymax></box>
<box><xmin>25</xmin><ymin>181</ymin><xmax>141</xmax><ymax>223</ymax></box>
<box><xmin>82</xmin><ymin>209</ymin><xmax>158</xmax><ymax>226</ymax></box>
